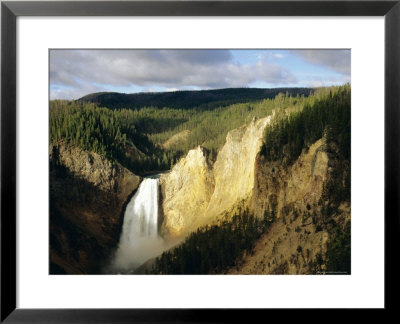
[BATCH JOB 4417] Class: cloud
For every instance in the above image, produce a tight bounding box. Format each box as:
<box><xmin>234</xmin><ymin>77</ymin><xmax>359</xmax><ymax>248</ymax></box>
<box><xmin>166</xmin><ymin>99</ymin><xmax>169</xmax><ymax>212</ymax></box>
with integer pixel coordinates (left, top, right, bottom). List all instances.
<box><xmin>305</xmin><ymin>76</ymin><xmax>350</xmax><ymax>88</ymax></box>
<box><xmin>50</xmin><ymin>50</ymin><xmax>297</xmax><ymax>99</ymax></box>
<box><xmin>291</xmin><ymin>49</ymin><xmax>351</xmax><ymax>76</ymax></box>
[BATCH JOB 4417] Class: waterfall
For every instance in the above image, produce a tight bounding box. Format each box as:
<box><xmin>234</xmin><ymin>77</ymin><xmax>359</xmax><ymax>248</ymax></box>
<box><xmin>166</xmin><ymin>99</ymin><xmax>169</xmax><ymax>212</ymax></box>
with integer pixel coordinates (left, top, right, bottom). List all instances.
<box><xmin>121</xmin><ymin>178</ymin><xmax>159</xmax><ymax>239</ymax></box>
<box><xmin>112</xmin><ymin>177</ymin><xmax>164</xmax><ymax>272</ymax></box>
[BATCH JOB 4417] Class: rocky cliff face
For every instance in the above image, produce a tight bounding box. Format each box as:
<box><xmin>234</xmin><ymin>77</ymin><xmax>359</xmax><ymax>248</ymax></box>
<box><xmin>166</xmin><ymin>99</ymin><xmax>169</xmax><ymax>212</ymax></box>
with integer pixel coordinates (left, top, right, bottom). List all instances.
<box><xmin>49</xmin><ymin>143</ymin><xmax>141</xmax><ymax>274</ymax></box>
<box><xmin>228</xmin><ymin>138</ymin><xmax>351</xmax><ymax>274</ymax></box>
<box><xmin>159</xmin><ymin>146</ymin><xmax>214</xmax><ymax>238</ymax></box>
<box><xmin>160</xmin><ymin>116</ymin><xmax>271</xmax><ymax>238</ymax></box>
<box><xmin>253</xmin><ymin>138</ymin><xmax>329</xmax><ymax>220</ymax></box>
<box><xmin>204</xmin><ymin>116</ymin><xmax>271</xmax><ymax>222</ymax></box>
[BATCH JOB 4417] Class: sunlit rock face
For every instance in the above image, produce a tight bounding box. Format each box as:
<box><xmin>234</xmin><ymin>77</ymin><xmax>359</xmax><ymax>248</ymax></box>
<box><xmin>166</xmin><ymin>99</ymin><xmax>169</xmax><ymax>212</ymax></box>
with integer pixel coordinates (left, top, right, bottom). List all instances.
<box><xmin>160</xmin><ymin>116</ymin><xmax>271</xmax><ymax>239</ymax></box>
<box><xmin>203</xmin><ymin>116</ymin><xmax>271</xmax><ymax>223</ymax></box>
<box><xmin>160</xmin><ymin>146</ymin><xmax>215</xmax><ymax>238</ymax></box>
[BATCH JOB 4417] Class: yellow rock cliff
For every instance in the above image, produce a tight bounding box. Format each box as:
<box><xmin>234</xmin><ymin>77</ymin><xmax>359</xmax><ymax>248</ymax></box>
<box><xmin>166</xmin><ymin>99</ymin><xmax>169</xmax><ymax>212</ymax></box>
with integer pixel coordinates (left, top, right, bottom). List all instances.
<box><xmin>160</xmin><ymin>116</ymin><xmax>271</xmax><ymax>238</ymax></box>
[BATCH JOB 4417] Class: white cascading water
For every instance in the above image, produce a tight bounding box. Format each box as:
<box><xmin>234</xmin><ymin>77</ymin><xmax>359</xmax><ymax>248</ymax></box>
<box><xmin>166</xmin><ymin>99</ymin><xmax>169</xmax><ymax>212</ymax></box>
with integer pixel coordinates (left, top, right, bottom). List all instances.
<box><xmin>112</xmin><ymin>177</ymin><xmax>165</xmax><ymax>272</ymax></box>
<box><xmin>122</xmin><ymin>178</ymin><xmax>159</xmax><ymax>238</ymax></box>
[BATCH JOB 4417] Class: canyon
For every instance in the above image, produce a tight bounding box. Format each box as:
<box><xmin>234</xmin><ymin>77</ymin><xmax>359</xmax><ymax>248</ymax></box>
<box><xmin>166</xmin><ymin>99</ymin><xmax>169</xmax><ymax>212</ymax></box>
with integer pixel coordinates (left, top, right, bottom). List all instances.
<box><xmin>50</xmin><ymin>107</ymin><xmax>349</xmax><ymax>274</ymax></box>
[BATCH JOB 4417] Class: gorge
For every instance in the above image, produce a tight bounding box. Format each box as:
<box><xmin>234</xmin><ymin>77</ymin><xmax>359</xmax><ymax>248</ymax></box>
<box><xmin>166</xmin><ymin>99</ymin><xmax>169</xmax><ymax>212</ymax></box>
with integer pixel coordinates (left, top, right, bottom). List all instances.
<box><xmin>49</xmin><ymin>85</ymin><xmax>351</xmax><ymax>275</ymax></box>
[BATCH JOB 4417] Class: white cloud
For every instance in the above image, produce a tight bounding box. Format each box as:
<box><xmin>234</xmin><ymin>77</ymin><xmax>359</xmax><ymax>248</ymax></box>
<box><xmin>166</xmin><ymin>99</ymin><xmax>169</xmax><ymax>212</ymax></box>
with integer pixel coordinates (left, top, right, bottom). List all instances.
<box><xmin>50</xmin><ymin>50</ymin><xmax>297</xmax><ymax>99</ymax></box>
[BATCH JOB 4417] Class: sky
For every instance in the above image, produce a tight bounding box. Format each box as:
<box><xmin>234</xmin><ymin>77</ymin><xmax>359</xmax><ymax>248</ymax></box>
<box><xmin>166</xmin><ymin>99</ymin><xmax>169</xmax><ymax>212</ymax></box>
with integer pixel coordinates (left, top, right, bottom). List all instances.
<box><xmin>50</xmin><ymin>49</ymin><xmax>350</xmax><ymax>100</ymax></box>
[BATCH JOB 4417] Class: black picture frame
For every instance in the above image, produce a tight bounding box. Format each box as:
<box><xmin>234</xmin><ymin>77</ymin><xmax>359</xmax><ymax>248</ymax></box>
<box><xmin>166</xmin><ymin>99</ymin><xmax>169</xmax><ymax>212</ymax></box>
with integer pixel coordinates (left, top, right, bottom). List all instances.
<box><xmin>1</xmin><ymin>0</ymin><xmax>399</xmax><ymax>322</ymax></box>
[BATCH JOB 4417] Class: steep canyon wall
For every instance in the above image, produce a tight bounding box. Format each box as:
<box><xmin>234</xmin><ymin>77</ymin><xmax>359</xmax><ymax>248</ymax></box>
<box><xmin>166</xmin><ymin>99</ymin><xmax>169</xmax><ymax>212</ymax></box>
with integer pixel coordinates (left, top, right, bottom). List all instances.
<box><xmin>49</xmin><ymin>143</ymin><xmax>141</xmax><ymax>274</ymax></box>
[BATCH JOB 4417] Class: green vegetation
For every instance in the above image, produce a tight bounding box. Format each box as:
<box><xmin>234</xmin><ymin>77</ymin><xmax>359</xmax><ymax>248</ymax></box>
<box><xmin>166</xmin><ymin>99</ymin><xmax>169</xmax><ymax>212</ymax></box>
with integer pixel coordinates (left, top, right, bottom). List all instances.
<box><xmin>261</xmin><ymin>84</ymin><xmax>350</xmax><ymax>165</ymax></box>
<box><xmin>326</xmin><ymin>221</ymin><xmax>351</xmax><ymax>274</ymax></box>
<box><xmin>50</xmin><ymin>101</ymin><xmax>175</xmax><ymax>173</ymax></box>
<box><xmin>50</xmin><ymin>87</ymin><xmax>321</xmax><ymax>173</ymax></box>
<box><xmin>150</xmin><ymin>209</ymin><xmax>275</xmax><ymax>274</ymax></box>
<box><xmin>256</xmin><ymin>85</ymin><xmax>351</xmax><ymax>274</ymax></box>
<box><xmin>148</xmin><ymin>95</ymin><xmax>307</xmax><ymax>161</ymax></box>
<box><xmin>79</xmin><ymin>87</ymin><xmax>313</xmax><ymax>110</ymax></box>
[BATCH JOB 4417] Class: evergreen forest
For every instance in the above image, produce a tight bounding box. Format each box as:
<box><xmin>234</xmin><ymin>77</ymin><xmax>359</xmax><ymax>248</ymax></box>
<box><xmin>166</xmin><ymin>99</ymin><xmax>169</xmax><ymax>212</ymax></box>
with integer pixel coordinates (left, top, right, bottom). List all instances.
<box><xmin>149</xmin><ymin>209</ymin><xmax>275</xmax><ymax>274</ymax></box>
<box><xmin>50</xmin><ymin>86</ymin><xmax>349</xmax><ymax>175</ymax></box>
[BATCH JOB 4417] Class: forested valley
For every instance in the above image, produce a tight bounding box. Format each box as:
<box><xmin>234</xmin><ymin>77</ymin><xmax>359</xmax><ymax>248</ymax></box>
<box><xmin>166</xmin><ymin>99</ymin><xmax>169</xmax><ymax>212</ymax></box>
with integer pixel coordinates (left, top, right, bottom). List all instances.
<box><xmin>50</xmin><ymin>87</ymin><xmax>325</xmax><ymax>174</ymax></box>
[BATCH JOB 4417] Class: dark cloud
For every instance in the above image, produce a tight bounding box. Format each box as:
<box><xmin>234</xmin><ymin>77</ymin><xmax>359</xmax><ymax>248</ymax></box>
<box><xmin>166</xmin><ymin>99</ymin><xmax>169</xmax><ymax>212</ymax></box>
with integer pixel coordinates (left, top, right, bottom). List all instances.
<box><xmin>291</xmin><ymin>49</ymin><xmax>350</xmax><ymax>76</ymax></box>
<box><xmin>50</xmin><ymin>49</ymin><xmax>297</xmax><ymax>99</ymax></box>
<box><xmin>162</xmin><ymin>49</ymin><xmax>233</xmax><ymax>64</ymax></box>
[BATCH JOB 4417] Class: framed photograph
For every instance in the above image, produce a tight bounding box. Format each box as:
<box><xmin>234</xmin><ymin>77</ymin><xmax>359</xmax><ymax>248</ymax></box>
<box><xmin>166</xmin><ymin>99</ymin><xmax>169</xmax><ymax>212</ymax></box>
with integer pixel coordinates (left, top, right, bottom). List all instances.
<box><xmin>1</xmin><ymin>0</ymin><xmax>399</xmax><ymax>321</ymax></box>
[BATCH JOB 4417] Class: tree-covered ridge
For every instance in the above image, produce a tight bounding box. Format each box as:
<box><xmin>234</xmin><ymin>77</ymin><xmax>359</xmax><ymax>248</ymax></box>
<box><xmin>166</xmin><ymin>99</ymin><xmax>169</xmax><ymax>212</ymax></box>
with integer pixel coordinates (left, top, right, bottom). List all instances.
<box><xmin>261</xmin><ymin>84</ymin><xmax>350</xmax><ymax>166</ymax></box>
<box><xmin>148</xmin><ymin>92</ymin><xmax>312</xmax><ymax>158</ymax></box>
<box><xmin>50</xmin><ymin>91</ymin><xmax>310</xmax><ymax>172</ymax></box>
<box><xmin>50</xmin><ymin>86</ymin><xmax>349</xmax><ymax>174</ymax></box>
<box><xmin>49</xmin><ymin>101</ymin><xmax>175</xmax><ymax>173</ymax></box>
<box><xmin>149</xmin><ymin>209</ymin><xmax>275</xmax><ymax>274</ymax></box>
<box><xmin>78</xmin><ymin>87</ymin><xmax>314</xmax><ymax>110</ymax></box>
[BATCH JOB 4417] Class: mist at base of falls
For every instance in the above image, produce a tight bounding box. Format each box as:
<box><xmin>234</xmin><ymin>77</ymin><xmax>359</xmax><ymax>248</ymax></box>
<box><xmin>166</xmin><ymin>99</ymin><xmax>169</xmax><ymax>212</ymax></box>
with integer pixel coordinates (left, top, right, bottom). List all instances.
<box><xmin>109</xmin><ymin>177</ymin><xmax>174</xmax><ymax>273</ymax></box>
<box><xmin>112</xmin><ymin>236</ymin><xmax>168</xmax><ymax>272</ymax></box>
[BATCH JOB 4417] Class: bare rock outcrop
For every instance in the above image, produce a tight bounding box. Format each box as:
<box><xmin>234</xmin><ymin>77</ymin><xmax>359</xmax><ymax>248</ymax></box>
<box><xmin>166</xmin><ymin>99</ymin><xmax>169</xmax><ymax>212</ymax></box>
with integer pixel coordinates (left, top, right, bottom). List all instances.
<box><xmin>159</xmin><ymin>146</ymin><xmax>214</xmax><ymax>238</ymax></box>
<box><xmin>203</xmin><ymin>116</ymin><xmax>271</xmax><ymax>222</ymax></box>
<box><xmin>51</xmin><ymin>144</ymin><xmax>140</xmax><ymax>203</ymax></box>
<box><xmin>253</xmin><ymin>138</ymin><xmax>330</xmax><ymax>219</ymax></box>
<box><xmin>160</xmin><ymin>116</ymin><xmax>271</xmax><ymax>238</ymax></box>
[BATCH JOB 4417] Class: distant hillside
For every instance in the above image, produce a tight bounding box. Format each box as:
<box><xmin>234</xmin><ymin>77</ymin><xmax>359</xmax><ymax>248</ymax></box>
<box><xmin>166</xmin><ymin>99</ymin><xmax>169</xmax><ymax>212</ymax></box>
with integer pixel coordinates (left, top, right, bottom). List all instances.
<box><xmin>78</xmin><ymin>87</ymin><xmax>314</xmax><ymax>110</ymax></box>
